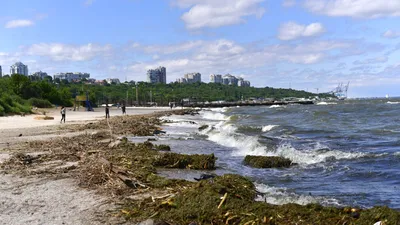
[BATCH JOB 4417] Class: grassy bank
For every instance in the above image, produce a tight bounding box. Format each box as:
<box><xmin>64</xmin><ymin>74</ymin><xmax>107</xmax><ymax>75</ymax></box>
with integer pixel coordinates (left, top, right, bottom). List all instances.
<box><xmin>0</xmin><ymin>94</ymin><xmax>31</xmax><ymax>116</ymax></box>
<box><xmin>1</xmin><ymin>110</ymin><xmax>399</xmax><ymax>224</ymax></box>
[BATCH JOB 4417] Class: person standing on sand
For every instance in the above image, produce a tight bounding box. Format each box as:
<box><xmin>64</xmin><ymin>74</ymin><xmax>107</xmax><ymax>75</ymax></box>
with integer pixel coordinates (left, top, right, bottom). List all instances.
<box><xmin>105</xmin><ymin>105</ymin><xmax>110</xmax><ymax>119</ymax></box>
<box><xmin>122</xmin><ymin>104</ymin><xmax>126</xmax><ymax>115</ymax></box>
<box><xmin>60</xmin><ymin>106</ymin><xmax>66</xmax><ymax>123</ymax></box>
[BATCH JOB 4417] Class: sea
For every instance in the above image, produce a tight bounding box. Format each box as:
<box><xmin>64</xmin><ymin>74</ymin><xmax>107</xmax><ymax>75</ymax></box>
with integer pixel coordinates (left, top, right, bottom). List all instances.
<box><xmin>131</xmin><ymin>98</ymin><xmax>400</xmax><ymax>209</ymax></box>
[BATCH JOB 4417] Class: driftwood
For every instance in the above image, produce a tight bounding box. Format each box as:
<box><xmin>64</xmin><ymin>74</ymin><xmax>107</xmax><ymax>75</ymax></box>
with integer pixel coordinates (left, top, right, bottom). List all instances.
<box><xmin>218</xmin><ymin>192</ymin><xmax>228</xmax><ymax>209</ymax></box>
<box><xmin>98</xmin><ymin>157</ymin><xmax>146</xmax><ymax>188</ymax></box>
<box><xmin>15</xmin><ymin>154</ymin><xmax>42</xmax><ymax>165</ymax></box>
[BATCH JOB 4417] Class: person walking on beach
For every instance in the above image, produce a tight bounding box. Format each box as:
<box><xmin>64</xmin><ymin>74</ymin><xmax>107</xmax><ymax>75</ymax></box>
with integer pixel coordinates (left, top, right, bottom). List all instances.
<box><xmin>60</xmin><ymin>106</ymin><xmax>66</xmax><ymax>123</ymax></box>
<box><xmin>105</xmin><ymin>104</ymin><xmax>110</xmax><ymax>119</ymax></box>
<box><xmin>122</xmin><ymin>104</ymin><xmax>126</xmax><ymax>115</ymax></box>
<box><xmin>169</xmin><ymin>102</ymin><xmax>173</xmax><ymax>110</ymax></box>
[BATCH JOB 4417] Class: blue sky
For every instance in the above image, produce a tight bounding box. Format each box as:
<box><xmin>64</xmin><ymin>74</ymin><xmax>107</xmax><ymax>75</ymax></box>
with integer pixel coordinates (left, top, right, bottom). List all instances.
<box><xmin>1</xmin><ymin>0</ymin><xmax>400</xmax><ymax>97</ymax></box>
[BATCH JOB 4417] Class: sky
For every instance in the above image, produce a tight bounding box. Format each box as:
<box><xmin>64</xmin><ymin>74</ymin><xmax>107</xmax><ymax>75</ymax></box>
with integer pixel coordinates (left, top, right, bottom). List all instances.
<box><xmin>1</xmin><ymin>0</ymin><xmax>400</xmax><ymax>98</ymax></box>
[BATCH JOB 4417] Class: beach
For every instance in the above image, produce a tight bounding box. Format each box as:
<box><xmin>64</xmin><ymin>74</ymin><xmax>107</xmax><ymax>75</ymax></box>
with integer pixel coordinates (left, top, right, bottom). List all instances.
<box><xmin>0</xmin><ymin>107</ymin><xmax>170</xmax><ymax>225</ymax></box>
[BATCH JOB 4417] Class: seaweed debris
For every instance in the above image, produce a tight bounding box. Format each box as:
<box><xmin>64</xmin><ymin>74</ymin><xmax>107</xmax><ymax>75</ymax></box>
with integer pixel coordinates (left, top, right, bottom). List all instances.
<box><xmin>243</xmin><ymin>155</ymin><xmax>293</xmax><ymax>168</ymax></box>
<box><xmin>153</xmin><ymin>153</ymin><xmax>216</xmax><ymax>170</ymax></box>
<box><xmin>122</xmin><ymin>174</ymin><xmax>400</xmax><ymax>225</ymax></box>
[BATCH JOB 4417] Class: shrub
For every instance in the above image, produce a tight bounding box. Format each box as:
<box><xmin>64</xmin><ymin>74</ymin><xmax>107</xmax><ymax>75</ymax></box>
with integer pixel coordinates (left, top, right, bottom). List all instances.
<box><xmin>28</xmin><ymin>98</ymin><xmax>53</xmax><ymax>108</ymax></box>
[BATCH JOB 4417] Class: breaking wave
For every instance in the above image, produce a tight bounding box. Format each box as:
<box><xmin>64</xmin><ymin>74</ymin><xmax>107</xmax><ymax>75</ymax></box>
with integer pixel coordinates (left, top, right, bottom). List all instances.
<box><xmin>262</xmin><ymin>125</ymin><xmax>279</xmax><ymax>132</ymax></box>
<box><xmin>255</xmin><ymin>183</ymin><xmax>341</xmax><ymax>206</ymax></box>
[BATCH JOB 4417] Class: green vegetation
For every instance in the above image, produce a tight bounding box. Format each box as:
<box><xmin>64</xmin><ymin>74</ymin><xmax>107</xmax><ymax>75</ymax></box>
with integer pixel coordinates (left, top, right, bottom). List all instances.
<box><xmin>0</xmin><ymin>74</ymin><xmax>335</xmax><ymax>116</ymax></box>
<box><xmin>243</xmin><ymin>155</ymin><xmax>293</xmax><ymax>168</ymax></box>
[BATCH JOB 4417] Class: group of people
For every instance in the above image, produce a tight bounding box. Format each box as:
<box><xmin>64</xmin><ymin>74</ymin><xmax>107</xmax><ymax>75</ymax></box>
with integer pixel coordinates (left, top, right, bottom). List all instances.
<box><xmin>59</xmin><ymin>104</ymin><xmax>127</xmax><ymax>123</ymax></box>
<box><xmin>105</xmin><ymin>104</ymin><xmax>126</xmax><ymax>118</ymax></box>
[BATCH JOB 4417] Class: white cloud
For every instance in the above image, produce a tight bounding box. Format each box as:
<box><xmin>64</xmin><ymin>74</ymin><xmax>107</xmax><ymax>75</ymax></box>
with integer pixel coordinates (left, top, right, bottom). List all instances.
<box><xmin>133</xmin><ymin>40</ymin><xmax>204</xmax><ymax>54</ymax></box>
<box><xmin>304</xmin><ymin>0</ymin><xmax>400</xmax><ymax>18</ymax></box>
<box><xmin>353</xmin><ymin>56</ymin><xmax>388</xmax><ymax>65</ymax></box>
<box><xmin>25</xmin><ymin>43</ymin><xmax>112</xmax><ymax>61</ymax></box>
<box><xmin>382</xmin><ymin>30</ymin><xmax>400</xmax><ymax>39</ymax></box>
<box><xmin>124</xmin><ymin>38</ymin><xmax>360</xmax><ymax>83</ymax></box>
<box><xmin>278</xmin><ymin>22</ymin><xmax>325</xmax><ymax>40</ymax></box>
<box><xmin>5</xmin><ymin>20</ymin><xmax>34</xmax><ymax>28</ymax></box>
<box><xmin>174</xmin><ymin>0</ymin><xmax>266</xmax><ymax>29</ymax></box>
<box><xmin>283</xmin><ymin>0</ymin><xmax>296</xmax><ymax>7</ymax></box>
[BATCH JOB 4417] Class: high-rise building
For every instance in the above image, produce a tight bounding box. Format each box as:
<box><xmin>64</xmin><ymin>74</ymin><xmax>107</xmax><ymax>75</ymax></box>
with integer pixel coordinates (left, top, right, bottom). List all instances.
<box><xmin>147</xmin><ymin>66</ymin><xmax>166</xmax><ymax>84</ymax></box>
<box><xmin>10</xmin><ymin>62</ymin><xmax>28</xmax><ymax>76</ymax></box>
<box><xmin>0</xmin><ymin>65</ymin><xmax>2</xmax><ymax>78</ymax></box>
<box><xmin>177</xmin><ymin>72</ymin><xmax>201</xmax><ymax>83</ymax></box>
<box><xmin>238</xmin><ymin>78</ymin><xmax>251</xmax><ymax>87</ymax></box>
<box><xmin>210</xmin><ymin>74</ymin><xmax>222</xmax><ymax>84</ymax></box>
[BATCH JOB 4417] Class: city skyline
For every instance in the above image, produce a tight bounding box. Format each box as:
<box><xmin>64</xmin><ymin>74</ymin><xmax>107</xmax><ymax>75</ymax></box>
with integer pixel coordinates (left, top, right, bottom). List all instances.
<box><xmin>1</xmin><ymin>1</ymin><xmax>400</xmax><ymax>97</ymax></box>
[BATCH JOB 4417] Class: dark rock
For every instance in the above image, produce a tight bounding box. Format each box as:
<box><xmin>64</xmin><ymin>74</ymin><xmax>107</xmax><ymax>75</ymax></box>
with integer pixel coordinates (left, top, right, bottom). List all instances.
<box><xmin>147</xmin><ymin>138</ymin><xmax>157</xmax><ymax>141</ymax></box>
<box><xmin>153</xmin><ymin>130</ymin><xmax>166</xmax><ymax>135</ymax></box>
<box><xmin>198</xmin><ymin>125</ymin><xmax>209</xmax><ymax>131</ymax></box>
<box><xmin>194</xmin><ymin>174</ymin><xmax>216</xmax><ymax>181</ymax></box>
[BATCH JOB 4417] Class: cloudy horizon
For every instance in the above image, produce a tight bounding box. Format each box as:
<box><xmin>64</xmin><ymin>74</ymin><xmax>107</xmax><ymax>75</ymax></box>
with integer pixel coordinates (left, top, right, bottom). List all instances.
<box><xmin>1</xmin><ymin>0</ymin><xmax>400</xmax><ymax>97</ymax></box>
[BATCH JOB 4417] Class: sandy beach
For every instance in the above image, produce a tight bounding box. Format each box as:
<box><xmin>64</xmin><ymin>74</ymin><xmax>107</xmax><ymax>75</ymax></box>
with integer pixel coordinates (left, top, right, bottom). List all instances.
<box><xmin>0</xmin><ymin>107</ymin><xmax>169</xmax><ymax>225</ymax></box>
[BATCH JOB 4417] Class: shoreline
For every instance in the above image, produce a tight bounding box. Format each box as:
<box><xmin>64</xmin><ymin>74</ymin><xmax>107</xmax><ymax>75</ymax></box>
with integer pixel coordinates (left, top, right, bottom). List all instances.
<box><xmin>0</xmin><ymin>110</ymin><xmax>400</xmax><ymax>224</ymax></box>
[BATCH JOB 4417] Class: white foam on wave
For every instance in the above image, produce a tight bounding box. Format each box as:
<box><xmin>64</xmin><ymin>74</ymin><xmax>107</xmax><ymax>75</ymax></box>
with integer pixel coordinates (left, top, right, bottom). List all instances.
<box><xmin>317</xmin><ymin>102</ymin><xmax>337</xmax><ymax>105</ymax></box>
<box><xmin>255</xmin><ymin>183</ymin><xmax>341</xmax><ymax>206</ymax></box>
<box><xmin>269</xmin><ymin>105</ymin><xmax>283</xmax><ymax>108</ymax></box>
<box><xmin>200</xmin><ymin>111</ymin><xmax>229</xmax><ymax>121</ymax></box>
<box><xmin>394</xmin><ymin>152</ymin><xmax>400</xmax><ymax>156</ymax></box>
<box><xmin>203</xmin><ymin>122</ymin><xmax>268</xmax><ymax>156</ymax></box>
<box><xmin>201</xmin><ymin>120</ymin><xmax>367</xmax><ymax>165</ymax></box>
<box><xmin>274</xmin><ymin>143</ymin><xmax>366</xmax><ymax>165</ymax></box>
<box><xmin>387</xmin><ymin>101</ymin><xmax>400</xmax><ymax>104</ymax></box>
<box><xmin>262</xmin><ymin>125</ymin><xmax>278</xmax><ymax>132</ymax></box>
<box><xmin>161</xmin><ymin>116</ymin><xmax>199</xmax><ymax>128</ymax></box>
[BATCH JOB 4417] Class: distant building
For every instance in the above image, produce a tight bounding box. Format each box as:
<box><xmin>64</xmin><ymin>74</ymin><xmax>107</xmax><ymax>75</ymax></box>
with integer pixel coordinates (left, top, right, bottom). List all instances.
<box><xmin>177</xmin><ymin>72</ymin><xmax>201</xmax><ymax>83</ymax></box>
<box><xmin>238</xmin><ymin>78</ymin><xmax>251</xmax><ymax>87</ymax></box>
<box><xmin>53</xmin><ymin>72</ymin><xmax>90</xmax><ymax>82</ymax></box>
<box><xmin>0</xmin><ymin>65</ymin><xmax>2</xmax><ymax>78</ymax></box>
<box><xmin>10</xmin><ymin>62</ymin><xmax>28</xmax><ymax>76</ymax></box>
<box><xmin>147</xmin><ymin>66</ymin><xmax>166</xmax><ymax>84</ymax></box>
<box><xmin>223</xmin><ymin>74</ymin><xmax>238</xmax><ymax>86</ymax></box>
<box><xmin>105</xmin><ymin>78</ymin><xmax>121</xmax><ymax>84</ymax></box>
<box><xmin>32</xmin><ymin>71</ymin><xmax>49</xmax><ymax>80</ymax></box>
<box><xmin>210</xmin><ymin>74</ymin><xmax>223</xmax><ymax>84</ymax></box>
<box><xmin>210</xmin><ymin>73</ymin><xmax>250</xmax><ymax>87</ymax></box>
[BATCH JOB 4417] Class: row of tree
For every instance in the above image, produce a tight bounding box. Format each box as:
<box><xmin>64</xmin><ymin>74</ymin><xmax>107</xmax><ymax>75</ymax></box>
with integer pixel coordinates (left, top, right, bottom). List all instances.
<box><xmin>0</xmin><ymin>74</ymin><xmax>334</xmax><ymax>115</ymax></box>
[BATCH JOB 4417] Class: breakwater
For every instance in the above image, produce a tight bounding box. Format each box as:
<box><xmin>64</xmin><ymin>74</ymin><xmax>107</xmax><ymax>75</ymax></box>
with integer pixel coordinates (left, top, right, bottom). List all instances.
<box><xmin>183</xmin><ymin>100</ymin><xmax>314</xmax><ymax>108</ymax></box>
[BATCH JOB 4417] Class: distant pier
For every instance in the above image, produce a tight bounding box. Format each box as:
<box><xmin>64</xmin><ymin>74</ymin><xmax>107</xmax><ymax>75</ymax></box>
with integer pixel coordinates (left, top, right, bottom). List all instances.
<box><xmin>183</xmin><ymin>100</ymin><xmax>314</xmax><ymax>108</ymax></box>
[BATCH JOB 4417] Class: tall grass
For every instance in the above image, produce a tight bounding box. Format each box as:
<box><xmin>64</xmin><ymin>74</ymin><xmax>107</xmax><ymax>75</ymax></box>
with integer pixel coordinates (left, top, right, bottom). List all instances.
<box><xmin>0</xmin><ymin>94</ymin><xmax>31</xmax><ymax>116</ymax></box>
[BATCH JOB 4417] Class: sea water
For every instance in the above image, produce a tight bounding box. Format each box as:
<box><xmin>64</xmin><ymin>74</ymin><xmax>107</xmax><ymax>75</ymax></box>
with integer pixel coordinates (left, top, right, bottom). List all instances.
<box><xmin>133</xmin><ymin>98</ymin><xmax>400</xmax><ymax>209</ymax></box>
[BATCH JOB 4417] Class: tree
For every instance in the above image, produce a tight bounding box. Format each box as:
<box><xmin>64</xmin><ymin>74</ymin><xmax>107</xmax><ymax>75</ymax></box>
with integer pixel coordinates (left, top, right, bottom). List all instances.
<box><xmin>10</xmin><ymin>74</ymin><xmax>30</xmax><ymax>96</ymax></box>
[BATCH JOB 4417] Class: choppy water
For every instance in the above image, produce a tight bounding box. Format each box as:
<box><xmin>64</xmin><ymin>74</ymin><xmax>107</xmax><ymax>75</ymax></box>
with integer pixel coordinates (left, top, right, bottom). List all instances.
<box><xmin>133</xmin><ymin>98</ymin><xmax>400</xmax><ymax>209</ymax></box>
